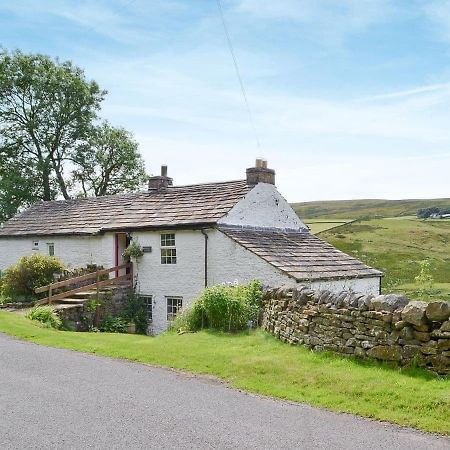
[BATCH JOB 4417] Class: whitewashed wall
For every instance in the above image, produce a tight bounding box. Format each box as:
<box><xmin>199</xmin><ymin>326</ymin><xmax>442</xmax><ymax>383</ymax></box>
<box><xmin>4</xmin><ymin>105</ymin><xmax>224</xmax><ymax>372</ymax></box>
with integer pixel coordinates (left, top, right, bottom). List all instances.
<box><xmin>208</xmin><ymin>230</ymin><xmax>380</xmax><ymax>295</ymax></box>
<box><xmin>218</xmin><ymin>183</ymin><xmax>307</xmax><ymax>230</ymax></box>
<box><xmin>0</xmin><ymin>234</ymin><xmax>115</xmax><ymax>272</ymax></box>
<box><xmin>131</xmin><ymin>229</ymin><xmax>206</xmax><ymax>334</ymax></box>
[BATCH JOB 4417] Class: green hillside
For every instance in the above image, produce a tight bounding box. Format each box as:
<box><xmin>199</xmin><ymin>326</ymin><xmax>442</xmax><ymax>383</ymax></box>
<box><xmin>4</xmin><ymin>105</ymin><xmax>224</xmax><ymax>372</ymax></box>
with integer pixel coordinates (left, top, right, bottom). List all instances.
<box><xmin>292</xmin><ymin>198</ymin><xmax>450</xmax><ymax>220</ymax></box>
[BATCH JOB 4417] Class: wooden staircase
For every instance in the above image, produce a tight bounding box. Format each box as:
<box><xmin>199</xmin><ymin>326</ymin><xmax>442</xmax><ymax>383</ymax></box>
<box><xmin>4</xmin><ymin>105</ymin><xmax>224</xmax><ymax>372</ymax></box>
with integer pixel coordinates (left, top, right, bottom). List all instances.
<box><xmin>34</xmin><ymin>263</ymin><xmax>133</xmax><ymax>313</ymax></box>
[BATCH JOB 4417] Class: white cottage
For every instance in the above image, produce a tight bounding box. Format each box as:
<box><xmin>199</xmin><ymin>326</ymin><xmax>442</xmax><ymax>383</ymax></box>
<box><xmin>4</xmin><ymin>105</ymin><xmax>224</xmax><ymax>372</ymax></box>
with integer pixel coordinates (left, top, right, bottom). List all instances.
<box><xmin>0</xmin><ymin>160</ymin><xmax>382</xmax><ymax>332</ymax></box>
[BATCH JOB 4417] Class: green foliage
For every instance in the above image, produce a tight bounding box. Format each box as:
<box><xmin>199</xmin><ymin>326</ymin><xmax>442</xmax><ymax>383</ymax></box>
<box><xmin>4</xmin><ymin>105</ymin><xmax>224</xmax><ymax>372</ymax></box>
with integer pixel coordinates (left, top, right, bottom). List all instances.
<box><xmin>72</xmin><ymin>122</ymin><xmax>147</xmax><ymax>197</ymax></box>
<box><xmin>176</xmin><ymin>280</ymin><xmax>262</xmax><ymax>332</ymax></box>
<box><xmin>122</xmin><ymin>241</ymin><xmax>144</xmax><ymax>259</ymax></box>
<box><xmin>100</xmin><ymin>315</ymin><xmax>128</xmax><ymax>333</ymax></box>
<box><xmin>26</xmin><ymin>306</ymin><xmax>61</xmax><ymax>329</ymax></box>
<box><xmin>0</xmin><ymin>49</ymin><xmax>148</xmax><ymax>221</ymax></box>
<box><xmin>0</xmin><ymin>253</ymin><xmax>65</xmax><ymax>302</ymax></box>
<box><xmin>123</xmin><ymin>293</ymin><xmax>148</xmax><ymax>334</ymax></box>
<box><xmin>0</xmin><ymin>49</ymin><xmax>106</xmax><ymax>211</ymax></box>
<box><xmin>414</xmin><ymin>260</ymin><xmax>435</xmax><ymax>296</ymax></box>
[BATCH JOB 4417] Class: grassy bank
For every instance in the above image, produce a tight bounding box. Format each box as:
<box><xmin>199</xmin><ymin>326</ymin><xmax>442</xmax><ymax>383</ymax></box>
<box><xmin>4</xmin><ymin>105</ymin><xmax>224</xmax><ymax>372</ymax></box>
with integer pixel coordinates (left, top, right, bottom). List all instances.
<box><xmin>319</xmin><ymin>218</ymin><xmax>450</xmax><ymax>301</ymax></box>
<box><xmin>1</xmin><ymin>311</ymin><xmax>449</xmax><ymax>435</ymax></box>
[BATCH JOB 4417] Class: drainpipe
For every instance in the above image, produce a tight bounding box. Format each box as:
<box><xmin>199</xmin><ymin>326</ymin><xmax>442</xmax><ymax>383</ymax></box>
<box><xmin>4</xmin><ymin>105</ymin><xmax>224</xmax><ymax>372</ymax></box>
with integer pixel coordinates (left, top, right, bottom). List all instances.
<box><xmin>201</xmin><ymin>229</ymin><xmax>208</xmax><ymax>288</ymax></box>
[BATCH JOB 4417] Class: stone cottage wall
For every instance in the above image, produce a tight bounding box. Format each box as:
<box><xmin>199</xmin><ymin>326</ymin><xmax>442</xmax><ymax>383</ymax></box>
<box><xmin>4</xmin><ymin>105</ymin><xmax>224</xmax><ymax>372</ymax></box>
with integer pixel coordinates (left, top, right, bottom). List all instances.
<box><xmin>262</xmin><ymin>286</ymin><xmax>450</xmax><ymax>375</ymax></box>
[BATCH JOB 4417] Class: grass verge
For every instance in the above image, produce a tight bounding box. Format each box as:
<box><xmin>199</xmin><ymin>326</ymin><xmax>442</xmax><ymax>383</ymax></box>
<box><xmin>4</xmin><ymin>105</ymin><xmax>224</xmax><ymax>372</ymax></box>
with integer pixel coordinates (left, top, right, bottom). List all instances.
<box><xmin>0</xmin><ymin>311</ymin><xmax>449</xmax><ymax>435</ymax></box>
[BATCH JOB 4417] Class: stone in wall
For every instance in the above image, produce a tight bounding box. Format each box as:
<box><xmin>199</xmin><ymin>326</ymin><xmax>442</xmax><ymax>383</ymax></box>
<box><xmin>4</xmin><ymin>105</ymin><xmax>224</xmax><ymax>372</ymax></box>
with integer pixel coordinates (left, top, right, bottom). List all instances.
<box><xmin>262</xmin><ymin>287</ymin><xmax>450</xmax><ymax>375</ymax></box>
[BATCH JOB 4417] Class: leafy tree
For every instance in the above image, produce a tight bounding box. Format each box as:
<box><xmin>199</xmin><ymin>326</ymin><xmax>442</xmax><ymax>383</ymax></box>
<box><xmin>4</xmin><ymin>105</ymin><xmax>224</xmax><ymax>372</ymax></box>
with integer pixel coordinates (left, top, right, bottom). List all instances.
<box><xmin>72</xmin><ymin>122</ymin><xmax>147</xmax><ymax>197</ymax></box>
<box><xmin>0</xmin><ymin>49</ymin><xmax>106</xmax><ymax>201</ymax></box>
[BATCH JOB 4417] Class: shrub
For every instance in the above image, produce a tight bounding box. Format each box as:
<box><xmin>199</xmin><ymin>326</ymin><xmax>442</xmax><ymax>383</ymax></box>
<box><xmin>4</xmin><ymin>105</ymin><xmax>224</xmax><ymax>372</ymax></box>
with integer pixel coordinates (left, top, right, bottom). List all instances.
<box><xmin>100</xmin><ymin>315</ymin><xmax>128</xmax><ymax>333</ymax></box>
<box><xmin>26</xmin><ymin>306</ymin><xmax>62</xmax><ymax>329</ymax></box>
<box><xmin>123</xmin><ymin>293</ymin><xmax>148</xmax><ymax>334</ymax></box>
<box><xmin>0</xmin><ymin>253</ymin><xmax>65</xmax><ymax>302</ymax></box>
<box><xmin>176</xmin><ymin>280</ymin><xmax>262</xmax><ymax>332</ymax></box>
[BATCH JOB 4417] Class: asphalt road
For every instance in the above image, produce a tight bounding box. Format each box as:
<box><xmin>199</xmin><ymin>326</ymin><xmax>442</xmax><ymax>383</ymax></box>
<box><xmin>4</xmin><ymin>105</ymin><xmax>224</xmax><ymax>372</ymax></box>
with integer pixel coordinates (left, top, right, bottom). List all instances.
<box><xmin>0</xmin><ymin>333</ymin><xmax>448</xmax><ymax>450</ymax></box>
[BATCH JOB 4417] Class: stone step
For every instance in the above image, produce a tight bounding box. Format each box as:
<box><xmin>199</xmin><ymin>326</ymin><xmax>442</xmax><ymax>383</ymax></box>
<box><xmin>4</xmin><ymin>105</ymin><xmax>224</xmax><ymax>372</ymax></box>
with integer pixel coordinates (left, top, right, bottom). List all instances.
<box><xmin>69</xmin><ymin>291</ymin><xmax>98</xmax><ymax>299</ymax></box>
<box><xmin>55</xmin><ymin>298</ymin><xmax>90</xmax><ymax>304</ymax></box>
<box><xmin>53</xmin><ymin>303</ymin><xmax>83</xmax><ymax>310</ymax></box>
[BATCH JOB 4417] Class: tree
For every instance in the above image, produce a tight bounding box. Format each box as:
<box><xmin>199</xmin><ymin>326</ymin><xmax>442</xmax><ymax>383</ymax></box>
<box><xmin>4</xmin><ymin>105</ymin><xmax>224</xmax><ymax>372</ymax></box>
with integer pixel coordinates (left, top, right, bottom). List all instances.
<box><xmin>0</xmin><ymin>49</ymin><xmax>106</xmax><ymax>201</ymax></box>
<box><xmin>71</xmin><ymin>122</ymin><xmax>147</xmax><ymax>197</ymax></box>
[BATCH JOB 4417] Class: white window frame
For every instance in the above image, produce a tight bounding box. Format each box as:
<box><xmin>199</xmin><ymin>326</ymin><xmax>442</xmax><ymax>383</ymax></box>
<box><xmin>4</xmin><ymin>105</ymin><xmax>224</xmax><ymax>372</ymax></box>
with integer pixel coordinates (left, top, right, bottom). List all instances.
<box><xmin>140</xmin><ymin>295</ymin><xmax>153</xmax><ymax>324</ymax></box>
<box><xmin>32</xmin><ymin>241</ymin><xmax>39</xmax><ymax>251</ymax></box>
<box><xmin>160</xmin><ymin>233</ymin><xmax>176</xmax><ymax>265</ymax></box>
<box><xmin>166</xmin><ymin>296</ymin><xmax>183</xmax><ymax>321</ymax></box>
<box><xmin>47</xmin><ymin>243</ymin><xmax>55</xmax><ymax>257</ymax></box>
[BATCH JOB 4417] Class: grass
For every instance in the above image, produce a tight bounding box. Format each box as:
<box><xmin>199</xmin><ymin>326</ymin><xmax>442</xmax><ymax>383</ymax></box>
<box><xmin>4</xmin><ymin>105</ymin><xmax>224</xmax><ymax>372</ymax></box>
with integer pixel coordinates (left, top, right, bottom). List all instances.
<box><xmin>304</xmin><ymin>219</ymin><xmax>354</xmax><ymax>234</ymax></box>
<box><xmin>0</xmin><ymin>311</ymin><xmax>449</xmax><ymax>435</ymax></box>
<box><xmin>319</xmin><ymin>217</ymin><xmax>450</xmax><ymax>301</ymax></box>
<box><xmin>292</xmin><ymin>198</ymin><xmax>450</xmax><ymax>220</ymax></box>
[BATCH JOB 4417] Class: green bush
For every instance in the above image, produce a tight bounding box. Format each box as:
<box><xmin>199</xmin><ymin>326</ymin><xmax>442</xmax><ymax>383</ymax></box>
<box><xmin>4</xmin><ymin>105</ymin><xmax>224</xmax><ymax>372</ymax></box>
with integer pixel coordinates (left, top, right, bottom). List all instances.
<box><xmin>175</xmin><ymin>280</ymin><xmax>262</xmax><ymax>332</ymax></box>
<box><xmin>26</xmin><ymin>306</ymin><xmax>62</xmax><ymax>329</ymax></box>
<box><xmin>100</xmin><ymin>315</ymin><xmax>129</xmax><ymax>333</ymax></box>
<box><xmin>123</xmin><ymin>294</ymin><xmax>148</xmax><ymax>334</ymax></box>
<box><xmin>0</xmin><ymin>253</ymin><xmax>65</xmax><ymax>302</ymax></box>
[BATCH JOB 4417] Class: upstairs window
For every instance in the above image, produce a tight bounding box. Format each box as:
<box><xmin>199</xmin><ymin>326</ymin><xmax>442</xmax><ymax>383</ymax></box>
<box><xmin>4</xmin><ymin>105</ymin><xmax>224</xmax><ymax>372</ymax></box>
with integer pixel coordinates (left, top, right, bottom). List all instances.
<box><xmin>32</xmin><ymin>241</ymin><xmax>39</xmax><ymax>251</ymax></box>
<box><xmin>47</xmin><ymin>243</ymin><xmax>55</xmax><ymax>257</ymax></box>
<box><xmin>166</xmin><ymin>297</ymin><xmax>183</xmax><ymax>321</ymax></box>
<box><xmin>161</xmin><ymin>233</ymin><xmax>176</xmax><ymax>264</ymax></box>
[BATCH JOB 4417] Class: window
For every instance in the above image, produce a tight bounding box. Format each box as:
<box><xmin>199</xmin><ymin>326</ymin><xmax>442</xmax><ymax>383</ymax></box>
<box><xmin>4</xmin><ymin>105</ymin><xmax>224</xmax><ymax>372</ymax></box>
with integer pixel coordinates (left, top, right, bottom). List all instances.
<box><xmin>166</xmin><ymin>297</ymin><xmax>182</xmax><ymax>321</ymax></box>
<box><xmin>47</xmin><ymin>243</ymin><xmax>55</xmax><ymax>256</ymax></box>
<box><xmin>161</xmin><ymin>233</ymin><xmax>176</xmax><ymax>264</ymax></box>
<box><xmin>140</xmin><ymin>295</ymin><xmax>153</xmax><ymax>323</ymax></box>
<box><xmin>32</xmin><ymin>241</ymin><xmax>39</xmax><ymax>250</ymax></box>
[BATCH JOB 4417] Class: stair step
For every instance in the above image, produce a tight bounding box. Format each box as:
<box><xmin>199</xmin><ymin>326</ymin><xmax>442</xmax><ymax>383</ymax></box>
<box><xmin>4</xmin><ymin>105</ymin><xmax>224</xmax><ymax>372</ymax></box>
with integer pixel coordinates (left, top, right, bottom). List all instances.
<box><xmin>53</xmin><ymin>304</ymin><xmax>83</xmax><ymax>310</ymax></box>
<box><xmin>69</xmin><ymin>291</ymin><xmax>98</xmax><ymax>299</ymax></box>
<box><xmin>55</xmin><ymin>298</ymin><xmax>90</xmax><ymax>304</ymax></box>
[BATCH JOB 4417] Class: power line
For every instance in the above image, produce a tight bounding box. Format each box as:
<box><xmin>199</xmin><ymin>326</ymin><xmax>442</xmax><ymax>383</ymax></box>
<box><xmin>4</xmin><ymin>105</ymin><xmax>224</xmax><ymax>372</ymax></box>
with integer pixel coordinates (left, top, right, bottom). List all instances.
<box><xmin>216</xmin><ymin>0</ymin><xmax>261</xmax><ymax>151</ymax></box>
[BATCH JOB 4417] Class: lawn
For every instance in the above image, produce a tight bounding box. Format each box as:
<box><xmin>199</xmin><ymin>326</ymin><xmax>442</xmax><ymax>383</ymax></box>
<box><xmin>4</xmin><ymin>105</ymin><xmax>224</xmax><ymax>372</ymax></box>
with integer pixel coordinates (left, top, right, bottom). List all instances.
<box><xmin>304</xmin><ymin>219</ymin><xmax>354</xmax><ymax>234</ymax></box>
<box><xmin>0</xmin><ymin>311</ymin><xmax>449</xmax><ymax>435</ymax></box>
<box><xmin>319</xmin><ymin>217</ymin><xmax>450</xmax><ymax>301</ymax></box>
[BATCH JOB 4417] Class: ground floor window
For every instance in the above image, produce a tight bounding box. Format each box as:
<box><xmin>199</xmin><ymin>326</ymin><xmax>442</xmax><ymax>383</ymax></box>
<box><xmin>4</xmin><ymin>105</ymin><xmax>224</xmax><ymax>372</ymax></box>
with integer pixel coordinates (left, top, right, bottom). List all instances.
<box><xmin>166</xmin><ymin>296</ymin><xmax>183</xmax><ymax>321</ymax></box>
<box><xmin>140</xmin><ymin>295</ymin><xmax>153</xmax><ymax>323</ymax></box>
<box><xmin>47</xmin><ymin>243</ymin><xmax>55</xmax><ymax>256</ymax></box>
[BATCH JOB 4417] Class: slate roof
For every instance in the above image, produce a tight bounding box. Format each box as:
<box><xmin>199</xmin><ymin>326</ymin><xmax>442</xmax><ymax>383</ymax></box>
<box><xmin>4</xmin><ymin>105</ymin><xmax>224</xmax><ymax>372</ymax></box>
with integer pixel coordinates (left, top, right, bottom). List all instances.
<box><xmin>219</xmin><ymin>226</ymin><xmax>382</xmax><ymax>281</ymax></box>
<box><xmin>0</xmin><ymin>181</ymin><xmax>250</xmax><ymax>237</ymax></box>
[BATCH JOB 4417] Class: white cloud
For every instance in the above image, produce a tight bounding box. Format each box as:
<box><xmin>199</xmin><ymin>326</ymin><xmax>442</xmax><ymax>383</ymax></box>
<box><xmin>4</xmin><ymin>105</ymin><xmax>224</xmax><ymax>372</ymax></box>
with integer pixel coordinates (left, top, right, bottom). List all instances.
<box><xmin>234</xmin><ymin>0</ymin><xmax>396</xmax><ymax>44</ymax></box>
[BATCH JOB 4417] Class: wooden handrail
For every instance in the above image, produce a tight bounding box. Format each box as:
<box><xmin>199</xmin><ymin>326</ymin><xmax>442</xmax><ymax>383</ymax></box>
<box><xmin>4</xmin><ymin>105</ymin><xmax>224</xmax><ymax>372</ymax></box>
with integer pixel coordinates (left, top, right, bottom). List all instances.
<box><xmin>34</xmin><ymin>263</ymin><xmax>132</xmax><ymax>306</ymax></box>
<box><xmin>35</xmin><ymin>263</ymin><xmax>130</xmax><ymax>293</ymax></box>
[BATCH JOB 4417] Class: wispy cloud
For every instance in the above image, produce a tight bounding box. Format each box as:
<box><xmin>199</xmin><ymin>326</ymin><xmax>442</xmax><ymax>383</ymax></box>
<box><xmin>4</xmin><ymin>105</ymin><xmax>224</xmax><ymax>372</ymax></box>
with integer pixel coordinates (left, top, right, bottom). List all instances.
<box><xmin>234</xmin><ymin>0</ymin><xmax>397</xmax><ymax>44</ymax></box>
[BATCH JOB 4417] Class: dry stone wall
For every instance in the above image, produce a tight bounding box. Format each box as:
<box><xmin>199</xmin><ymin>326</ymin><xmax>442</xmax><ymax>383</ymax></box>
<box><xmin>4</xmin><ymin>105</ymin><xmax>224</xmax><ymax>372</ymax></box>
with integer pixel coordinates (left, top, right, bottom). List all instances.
<box><xmin>262</xmin><ymin>286</ymin><xmax>450</xmax><ymax>375</ymax></box>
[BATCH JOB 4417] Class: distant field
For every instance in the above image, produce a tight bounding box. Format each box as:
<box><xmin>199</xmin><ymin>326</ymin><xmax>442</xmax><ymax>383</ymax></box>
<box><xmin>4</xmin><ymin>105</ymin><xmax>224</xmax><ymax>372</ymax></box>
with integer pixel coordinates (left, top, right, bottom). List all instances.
<box><xmin>305</xmin><ymin>219</ymin><xmax>354</xmax><ymax>234</ymax></box>
<box><xmin>319</xmin><ymin>218</ymin><xmax>450</xmax><ymax>301</ymax></box>
<box><xmin>292</xmin><ymin>198</ymin><xmax>450</xmax><ymax>220</ymax></box>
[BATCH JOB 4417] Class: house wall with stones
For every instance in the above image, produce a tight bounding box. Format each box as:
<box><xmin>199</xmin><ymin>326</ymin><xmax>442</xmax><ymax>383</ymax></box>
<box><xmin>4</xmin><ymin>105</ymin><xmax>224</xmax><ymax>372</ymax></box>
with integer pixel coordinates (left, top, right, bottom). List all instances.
<box><xmin>262</xmin><ymin>286</ymin><xmax>450</xmax><ymax>374</ymax></box>
<box><xmin>218</xmin><ymin>183</ymin><xmax>307</xmax><ymax>230</ymax></box>
<box><xmin>208</xmin><ymin>230</ymin><xmax>380</xmax><ymax>295</ymax></box>
<box><xmin>0</xmin><ymin>234</ymin><xmax>115</xmax><ymax>273</ymax></box>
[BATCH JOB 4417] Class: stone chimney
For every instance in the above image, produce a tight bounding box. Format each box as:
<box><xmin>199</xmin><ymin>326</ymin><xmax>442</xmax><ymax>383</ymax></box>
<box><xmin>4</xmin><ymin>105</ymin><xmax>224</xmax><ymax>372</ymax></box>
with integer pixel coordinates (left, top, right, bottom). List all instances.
<box><xmin>246</xmin><ymin>158</ymin><xmax>275</xmax><ymax>186</ymax></box>
<box><xmin>148</xmin><ymin>165</ymin><xmax>173</xmax><ymax>192</ymax></box>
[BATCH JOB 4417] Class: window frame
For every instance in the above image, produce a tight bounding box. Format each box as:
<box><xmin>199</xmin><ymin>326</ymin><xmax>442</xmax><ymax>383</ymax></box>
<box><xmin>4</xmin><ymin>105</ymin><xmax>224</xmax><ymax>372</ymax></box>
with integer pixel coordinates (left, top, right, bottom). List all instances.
<box><xmin>166</xmin><ymin>296</ymin><xmax>183</xmax><ymax>321</ymax></box>
<box><xmin>47</xmin><ymin>243</ymin><xmax>55</xmax><ymax>257</ymax></box>
<box><xmin>160</xmin><ymin>233</ymin><xmax>177</xmax><ymax>265</ymax></box>
<box><xmin>139</xmin><ymin>295</ymin><xmax>153</xmax><ymax>324</ymax></box>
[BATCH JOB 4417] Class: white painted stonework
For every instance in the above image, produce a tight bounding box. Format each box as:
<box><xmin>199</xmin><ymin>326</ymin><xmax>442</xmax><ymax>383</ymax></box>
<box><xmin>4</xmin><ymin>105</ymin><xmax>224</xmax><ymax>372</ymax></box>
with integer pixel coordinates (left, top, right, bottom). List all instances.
<box><xmin>0</xmin><ymin>234</ymin><xmax>115</xmax><ymax>272</ymax></box>
<box><xmin>218</xmin><ymin>183</ymin><xmax>307</xmax><ymax>230</ymax></box>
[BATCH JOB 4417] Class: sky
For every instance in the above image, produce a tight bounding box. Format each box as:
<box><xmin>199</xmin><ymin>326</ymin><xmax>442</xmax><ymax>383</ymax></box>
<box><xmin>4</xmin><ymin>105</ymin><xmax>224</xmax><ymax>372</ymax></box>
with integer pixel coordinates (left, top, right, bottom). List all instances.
<box><xmin>1</xmin><ymin>0</ymin><xmax>450</xmax><ymax>202</ymax></box>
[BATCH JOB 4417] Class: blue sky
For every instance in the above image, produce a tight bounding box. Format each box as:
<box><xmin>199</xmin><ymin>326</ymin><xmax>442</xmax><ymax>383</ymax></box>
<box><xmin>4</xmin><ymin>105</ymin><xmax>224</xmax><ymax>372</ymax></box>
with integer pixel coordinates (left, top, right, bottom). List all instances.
<box><xmin>1</xmin><ymin>0</ymin><xmax>450</xmax><ymax>202</ymax></box>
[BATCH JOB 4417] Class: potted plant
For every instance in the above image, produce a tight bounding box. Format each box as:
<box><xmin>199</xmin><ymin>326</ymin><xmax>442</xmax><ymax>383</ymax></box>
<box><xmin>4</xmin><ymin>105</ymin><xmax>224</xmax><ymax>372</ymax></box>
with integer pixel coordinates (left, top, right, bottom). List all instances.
<box><xmin>122</xmin><ymin>240</ymin><xmax>144</xmax><ymax>263</ymax></box>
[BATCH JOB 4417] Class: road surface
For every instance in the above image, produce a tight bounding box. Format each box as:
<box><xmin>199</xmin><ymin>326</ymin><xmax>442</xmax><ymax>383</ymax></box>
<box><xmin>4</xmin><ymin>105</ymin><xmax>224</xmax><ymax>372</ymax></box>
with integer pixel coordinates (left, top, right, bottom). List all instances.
<box><xmin>0</xmin><ymin>333</ymin><xmax>448</xmax><ymax>449</ymax></box>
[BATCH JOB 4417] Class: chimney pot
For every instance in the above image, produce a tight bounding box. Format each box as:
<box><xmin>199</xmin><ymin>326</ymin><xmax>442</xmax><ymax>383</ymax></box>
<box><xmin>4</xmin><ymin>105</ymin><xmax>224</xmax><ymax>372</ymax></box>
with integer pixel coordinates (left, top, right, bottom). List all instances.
<box><xmin>148</xmin><ymin>165</ymin><xmax>173</xmax><ymax>192</ymax></box>
<box><xmin>246</xmin><ymin>159</ymin><xmax>275</xmax><ymax>186</ymax></box>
